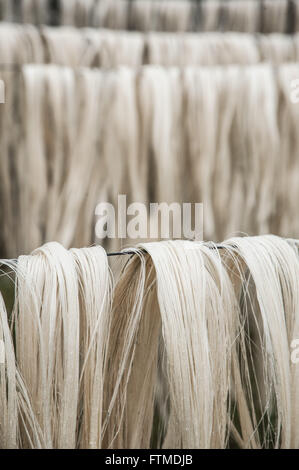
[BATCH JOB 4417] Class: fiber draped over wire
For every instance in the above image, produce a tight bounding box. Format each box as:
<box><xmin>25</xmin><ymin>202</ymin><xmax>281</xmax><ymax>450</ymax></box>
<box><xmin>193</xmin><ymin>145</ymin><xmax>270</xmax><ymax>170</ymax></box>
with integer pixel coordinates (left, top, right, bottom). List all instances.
<box><xmin>2</xmin><ymin>23</ymin><xmax>299</xmax><ymax>67</ymax></box>
<box><xmin>1</xmin><ymin>63</ymin><xmax>299</xmax><ymax>257</ymax></box>
<box><xmin>1</xmin><ymin>0</ymin><xmax>299</xmax><ymax>454</ymax></box>
<box><xmin>1</xmin><ymin>0</ymin><xmax>299</xmax><ymax>33</ymax></box>
<box><xmin>0</xmin><ymin>243</ymin><xmax>113</xmax><ymax>448</ymax></box>
<box><xmin>1</xmin><ymin>235</ymin><xmax>299</xmax><ymax>448</ymax></box>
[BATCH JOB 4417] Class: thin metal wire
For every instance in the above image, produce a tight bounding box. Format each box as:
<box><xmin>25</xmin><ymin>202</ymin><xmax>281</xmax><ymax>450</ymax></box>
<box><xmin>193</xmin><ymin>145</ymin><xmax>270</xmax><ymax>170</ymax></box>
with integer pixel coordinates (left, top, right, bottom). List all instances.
<box><xmin>107</xmin><ymin>245</ymin><xmax>227</xmax><ymax>257</ymax></box>
<box><xmin>0</xmin><ymin>245</ymin><xmax>228</xmax><ymax>264</ymax></box>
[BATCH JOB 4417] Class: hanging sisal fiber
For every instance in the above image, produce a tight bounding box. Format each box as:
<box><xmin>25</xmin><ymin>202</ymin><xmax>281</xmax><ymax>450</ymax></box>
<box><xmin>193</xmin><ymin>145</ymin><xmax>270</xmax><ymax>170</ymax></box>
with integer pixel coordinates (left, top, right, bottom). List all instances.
<box><xmin>1</xmin><ymin>0</ymin><xmax>299</xmax><ymax>33</ymax></box>
<box><xmin>2</xmin><ymin>235</ymin><xmax>299</xmax><ymax>447</ymax></box>
<box><xmin>0</xmin><ymin>243</ymin><xmax>113</xmax><ymax>448</ymax></box>
<box><xmin>2</xmin><ymin>23</ymin><xmax>299</xmax><ymax>67</ymax></box>
<box><xmin>1</xmin><ymin>63</ymin><xmax>299</xmax><ymax>257</ymax></box>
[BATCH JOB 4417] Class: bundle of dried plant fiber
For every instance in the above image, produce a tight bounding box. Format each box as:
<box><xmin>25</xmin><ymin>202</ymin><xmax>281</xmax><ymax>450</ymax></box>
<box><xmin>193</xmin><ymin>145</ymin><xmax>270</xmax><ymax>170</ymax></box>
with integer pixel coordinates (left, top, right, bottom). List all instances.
<box><xmin>0</xmin><ymin>243</ymin><xmax>112</xmax><ymax>448</ymax></box>
<box><xmin>104</xmin><ymin>235</ymin><xmax>299</xmax><ymax>448</ymax></box>
<box><xmin>1</xmin><ymin>63</ymin><xmax>298</xmax><ymax>258</ymax></box>
<box><xmin>1</xmin><ymin>236</ymin><xmax>299</xmax><ymax>447</ymax></box>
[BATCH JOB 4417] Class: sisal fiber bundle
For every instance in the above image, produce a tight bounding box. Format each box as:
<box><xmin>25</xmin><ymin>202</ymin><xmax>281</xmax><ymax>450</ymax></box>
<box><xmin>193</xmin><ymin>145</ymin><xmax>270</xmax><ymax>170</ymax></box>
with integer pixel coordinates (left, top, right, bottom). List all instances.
<box><xmin>1</xmin><ymin>0</ymin><xmax>299</xmax><ymax>33</ymax></box>
<box><xmin>261</xmin><ymin>0</ymin><xmax>288</xmax><ymax>34</ymax></box>
<box><xmin>182</xmin><ymin>63</ymin><xmax>280</xmax><ymax>239</ymax></box>
<box><xmin>0</xmin><ymin>65</ymin><xmax>130</xmax><ymax>256</ymax></box>
<box><xmin>258</xmin><ymin>33</ymin><xmax>298</xmax><ymax>64</ymax></box>
<box><xmin>0</xmin><ymin>242</ymin><xmax>112</xmax><ymax>448</ymax></box>
<box><xmin>201</xmin><ymin>0</ymin><xmax>260</xmax><ymax>33</ymax></box>
<box><xmin>104</xmin><ymin>235</ymin><xmax>299</xmax><ymax>448</ymax></box>
<box><xmin>0</xmin><ymin>289</ymin><xmax>17</xmax><ymax>448</ymax></box>
<box><xmin>1</xmin><ymin>236</ymin><xmax>299</xmax><ymax>447</ymax></box>
<box><xmin>276</xmin><ymin>64</ymin><xmax>299</xmax><ymax>237</ymax></box>
<box><xmin>221</xmin><ymin>235</ymin><xmax>299</xmax><ymax>448</ymax></box>
<box><xmin>145</xmin><ymin>31</ymin><xmax>260</xmax><ymax>65</ymax></box>
<box><xmin>1</xmin><ymin>63</ymin><xmax>299</xmax><ymax>257</ymax></box>
<box><xmin>0</xmin><ymin>0</ymin><xmax>49</xmax><ymax>25</ymax></box>
<box><xmin>2</xmin><ymin>23</ymin><xmax>299</xmax><ymax>68</ymax></box>
<box><xmin>0</xmin><ymin>23</ymin><xmax>45</xmax><ymax>64</ymax></box>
